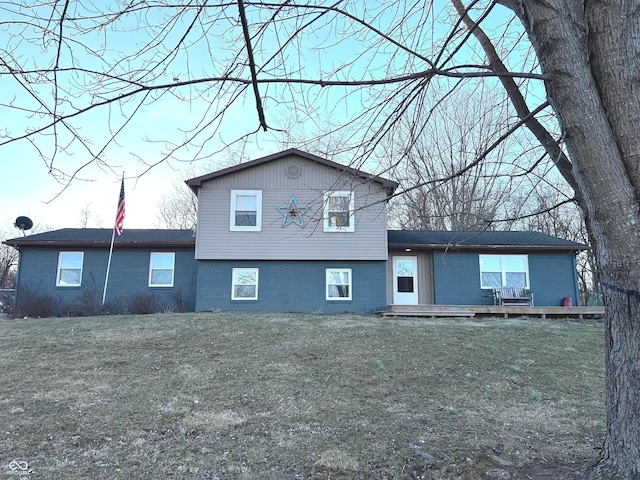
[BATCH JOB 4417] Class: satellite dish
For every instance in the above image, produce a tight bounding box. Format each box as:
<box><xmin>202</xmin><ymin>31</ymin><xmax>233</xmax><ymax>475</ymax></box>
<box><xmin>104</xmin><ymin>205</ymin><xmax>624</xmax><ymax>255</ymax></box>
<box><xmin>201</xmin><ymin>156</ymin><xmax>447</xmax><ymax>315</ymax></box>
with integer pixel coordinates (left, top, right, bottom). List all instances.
<box><xmin>15</xmin><ymin>216</ymin><xmax>34</xmax><ymax>232</ymax></box>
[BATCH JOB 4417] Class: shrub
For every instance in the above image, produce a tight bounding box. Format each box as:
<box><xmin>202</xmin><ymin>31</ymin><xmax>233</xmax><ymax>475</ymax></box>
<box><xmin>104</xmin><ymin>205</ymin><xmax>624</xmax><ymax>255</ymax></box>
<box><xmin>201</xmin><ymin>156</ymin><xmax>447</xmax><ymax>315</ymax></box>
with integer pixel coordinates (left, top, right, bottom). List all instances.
<box><xmin>0</xmin><ymin>290</ymin><xmax>14</xmax><ymax>314</ymax></box>
<box><xmin>7</xmin><ymin>283</ymin><xmax>59</xmax><ymax>318</ymax></box>
<box><xmin>101</xmin><ymin>293</ymin><xmax>129</xmax><ymax>316</ymax></box>
<box><xmin>171</xmin><ymin>290</ymin><xmax>188</xmax><ymax>313</ymax></box>
<box><xmin>69</xmin><ymin>274</ymin><xmax>102</xmax><ymax>317</ymax></box>
<box><xmin>60</xmin><ymin>302</ymin><xmax>87</xmax><ymax>317</ymax></box>
<box><xmin>128</xmin><ymin>292</ymin><xmax>161</xmax><ymax>314</ymax></box>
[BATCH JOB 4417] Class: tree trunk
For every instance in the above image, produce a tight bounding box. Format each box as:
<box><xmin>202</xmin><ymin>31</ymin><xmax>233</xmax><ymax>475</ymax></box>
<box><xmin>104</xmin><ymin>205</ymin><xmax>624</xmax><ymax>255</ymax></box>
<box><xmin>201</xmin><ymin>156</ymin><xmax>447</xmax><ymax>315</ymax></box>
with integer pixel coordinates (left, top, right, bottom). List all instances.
<box><xmin>507</xmin><ymin>0</ymin><xmax>640</xmax><ymax>477</ymax></box>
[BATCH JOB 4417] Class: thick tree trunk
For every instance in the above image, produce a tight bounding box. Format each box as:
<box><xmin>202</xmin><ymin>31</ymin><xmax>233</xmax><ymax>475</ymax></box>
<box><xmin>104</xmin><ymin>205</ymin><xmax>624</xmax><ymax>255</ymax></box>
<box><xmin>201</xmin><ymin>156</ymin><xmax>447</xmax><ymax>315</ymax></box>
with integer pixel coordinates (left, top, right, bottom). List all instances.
<box><xmin>506</xmin><ymin>0</ymin><xmax>640</xmax><ymax>477</ymax></box>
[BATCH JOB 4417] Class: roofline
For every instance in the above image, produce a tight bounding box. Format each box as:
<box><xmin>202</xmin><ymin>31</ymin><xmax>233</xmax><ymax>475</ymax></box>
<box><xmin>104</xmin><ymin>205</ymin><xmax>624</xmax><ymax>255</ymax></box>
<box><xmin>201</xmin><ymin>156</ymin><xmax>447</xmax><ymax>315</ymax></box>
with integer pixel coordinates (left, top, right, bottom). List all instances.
<box><xmin>7</xmin><ymin>240</ymin><xmax>586</xmax><ymax>251</ymax></box>
<box><xmin>185</xmin><ymin>148</ymin><xmax>399</xmax><ymax>195</ymax></box>
<box><xmin>3</xmin><ymin>228</ymin><xmax>196</xmax><ymax>249</ymax></box>
<box><xmin>4</xmin><ymin>239</ymin><xmax>195</xmax><ymax>249</ymax></box>
<box><xmin>388</xmin><ymin>242</ymin><xmax>589</xmax><ymax>252</ymax></box>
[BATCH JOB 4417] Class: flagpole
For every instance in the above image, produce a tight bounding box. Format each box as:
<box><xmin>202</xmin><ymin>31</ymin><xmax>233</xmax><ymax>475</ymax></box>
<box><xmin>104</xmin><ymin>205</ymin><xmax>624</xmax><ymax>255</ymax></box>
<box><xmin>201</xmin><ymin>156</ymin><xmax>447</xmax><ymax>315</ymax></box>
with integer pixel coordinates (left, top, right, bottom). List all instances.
<box><xmin>103</xmin><ymin>174</ymin><xmax>125</xmax><ymax>305</ymax></box>
<box><xmin>102</xmin><ymin>227</ymin><xmax>116</xmax><ymax>305</ymax></box>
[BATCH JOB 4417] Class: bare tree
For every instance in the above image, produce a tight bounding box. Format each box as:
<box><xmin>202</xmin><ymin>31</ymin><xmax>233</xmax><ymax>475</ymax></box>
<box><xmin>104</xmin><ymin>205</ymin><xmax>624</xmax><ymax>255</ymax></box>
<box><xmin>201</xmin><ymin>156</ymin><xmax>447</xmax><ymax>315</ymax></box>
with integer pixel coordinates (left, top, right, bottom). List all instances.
<box><xmin>385</xmin><ymin>84</ymin><xmax>537</xmax><ymax>230</ymax></box>
<box><xmin>78</xmin><ymin>203</ymin><xmax>103</xmax><ymax>228</ymax></box>
<box><xmin>513</xmin><ymin>183</ymin><xmax>595</xmax><ymax>301</ymax></box>
<box><xmin>451</xmin><ymin>5</ymin><xmax>640</xmax><ymax>477</ymax></box>
<box><xmin>0</xmin><ymin>233</ymin><xmax>18</xmax><ymax>289</ymax></box>
<box><xmin>383</xmin><ymin>84</ymin><xmax>594</xmax><ymax>298</ymax></box>
<box><xmin>1</xmin><ymin>220</ymin><xmax>51</xmax><ymax>289</ymax></box>
<box><xmin>1</xmin><ymin>1</ymin><xmax>639</xmax><ymax>476</ymax></box>
<box><xmin>156</xmin><ymin>150</ymin><xmax>250</xmax><ymax>229</ymax></box>
<box><xmin>156</xmin><ymin>180</ymin><xmax>199</xmax><ymax>230</ymax></box>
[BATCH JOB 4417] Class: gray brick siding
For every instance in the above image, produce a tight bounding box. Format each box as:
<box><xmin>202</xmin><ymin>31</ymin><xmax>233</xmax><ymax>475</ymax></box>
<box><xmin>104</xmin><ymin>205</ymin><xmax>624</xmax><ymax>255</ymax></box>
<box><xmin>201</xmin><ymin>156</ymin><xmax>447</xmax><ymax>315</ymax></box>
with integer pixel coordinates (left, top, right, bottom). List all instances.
<box><xmin>195</xmin><ymin>260</ymin><xmax>387</xmax><ymax>313</ymax></box>
<box><xmin>16</xmin><ymin>248</ymin><xmax>197</xmax><ymax>313</ymax></box>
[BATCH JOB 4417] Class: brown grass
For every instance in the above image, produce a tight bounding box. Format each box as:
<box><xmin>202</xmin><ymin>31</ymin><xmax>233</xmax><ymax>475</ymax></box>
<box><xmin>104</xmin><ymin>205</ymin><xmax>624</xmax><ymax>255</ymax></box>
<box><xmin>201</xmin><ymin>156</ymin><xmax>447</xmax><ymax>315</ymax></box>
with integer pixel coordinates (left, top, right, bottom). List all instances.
<box><xmin>0</xmin><ymin>313</ymin><xmax>605</xmax><ymax>479</ymax></box>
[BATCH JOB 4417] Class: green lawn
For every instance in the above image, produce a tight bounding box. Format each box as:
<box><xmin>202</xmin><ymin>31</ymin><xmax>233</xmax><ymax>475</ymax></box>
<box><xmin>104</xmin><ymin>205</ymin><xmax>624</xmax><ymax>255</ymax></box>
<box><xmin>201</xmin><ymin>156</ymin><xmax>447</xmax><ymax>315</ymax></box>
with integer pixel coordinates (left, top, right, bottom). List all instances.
<box><xmin>0</xmin><ymin>313</ymin><xmax>605</xmax><ymax>479</ymax></box>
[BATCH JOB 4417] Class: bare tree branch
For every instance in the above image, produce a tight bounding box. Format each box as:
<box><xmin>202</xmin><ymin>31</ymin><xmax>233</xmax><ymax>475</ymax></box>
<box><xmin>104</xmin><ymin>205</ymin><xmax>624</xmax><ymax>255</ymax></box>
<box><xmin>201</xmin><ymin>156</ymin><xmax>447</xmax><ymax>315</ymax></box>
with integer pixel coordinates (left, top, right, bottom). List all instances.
<box><xmin>451</xmin><ymin>0</ymin><xmax>579</xmax><ymax>194</ymax></box>
<box><xmin>237</xmin><ymin>0</ymin><xmax>268</xmax><ymax>131</ymax></box>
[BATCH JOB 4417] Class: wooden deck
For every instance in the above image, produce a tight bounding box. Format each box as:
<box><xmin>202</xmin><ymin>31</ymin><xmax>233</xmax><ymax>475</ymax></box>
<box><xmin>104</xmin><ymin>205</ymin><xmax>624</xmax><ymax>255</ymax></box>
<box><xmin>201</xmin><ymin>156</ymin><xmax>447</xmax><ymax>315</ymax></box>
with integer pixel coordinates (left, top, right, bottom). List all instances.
<box><xmin>380</xmin><ymin>304</ymin><xmax>605</xmax><ymax>320</ymax></box>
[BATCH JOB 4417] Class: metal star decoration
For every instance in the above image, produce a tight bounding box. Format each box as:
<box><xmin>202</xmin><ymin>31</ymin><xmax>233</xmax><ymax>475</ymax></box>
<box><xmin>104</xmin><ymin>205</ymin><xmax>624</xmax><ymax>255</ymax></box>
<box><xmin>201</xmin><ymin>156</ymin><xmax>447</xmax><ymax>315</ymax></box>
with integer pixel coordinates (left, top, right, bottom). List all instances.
<box><xmin>276</xmin><ymin>196</ymin><xmax>309</xmax><ymax>227</ymax></box>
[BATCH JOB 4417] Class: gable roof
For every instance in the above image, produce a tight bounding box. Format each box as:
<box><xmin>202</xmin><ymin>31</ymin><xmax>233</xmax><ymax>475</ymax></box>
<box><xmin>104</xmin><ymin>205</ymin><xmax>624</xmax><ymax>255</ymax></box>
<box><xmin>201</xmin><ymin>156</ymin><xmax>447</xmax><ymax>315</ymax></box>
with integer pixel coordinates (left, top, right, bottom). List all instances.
<box><xmin>185</xmin><ymin>148</ymin><xmax>399</xmax><ymax>195</ymax></box>
<box><xmin>388</xmin><ymin>230</ymin><xmax>587</xmax><ymax>252</ymax></box>
<box><xmin>4</xmin><ymin>228</ymin><xmax>195</xmax><ymax>249</ymax></box>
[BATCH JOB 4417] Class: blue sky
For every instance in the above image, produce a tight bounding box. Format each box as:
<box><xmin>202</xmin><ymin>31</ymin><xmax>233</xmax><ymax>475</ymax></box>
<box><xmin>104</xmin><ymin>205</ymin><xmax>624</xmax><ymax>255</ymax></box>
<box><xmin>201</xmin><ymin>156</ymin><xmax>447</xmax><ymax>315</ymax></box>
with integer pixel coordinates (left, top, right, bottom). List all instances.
<box><xmin>0</xmin><ymin>55</ymin><xmax>285</xmax><ymax>234</ymax></box>
<box><xmin>1</xmin><ymin>143</ymin><xmax>186</xmax><ymax>232</ymax></box>
<box><xmin>0</xmin><ymin>1</ymin><xmax>537</xmax><ymax>237</ymax></box>
<box><xmin>0</xmin><ymin>113</ymin><xmax>283</xmax><ymax>234</ymax></box>
<box><xmin>0</xmin><ymin>1</ymin><xmax>344</xmax><ymax>234</ymax></box>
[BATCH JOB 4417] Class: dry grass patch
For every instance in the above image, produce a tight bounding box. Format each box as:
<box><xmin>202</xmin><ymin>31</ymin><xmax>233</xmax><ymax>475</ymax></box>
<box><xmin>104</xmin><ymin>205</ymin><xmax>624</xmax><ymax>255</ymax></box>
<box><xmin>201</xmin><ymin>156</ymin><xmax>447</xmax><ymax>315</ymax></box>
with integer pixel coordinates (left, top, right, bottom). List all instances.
<box><xmin>183</xmin><ymin>410</ymin><xmax>246</xmax><ymax>434</ymax></box>
<box><xmin>0</xmin><ymin>313</ymin><xmax>605</xmax><ymax>479</ymax></box>
<box><xmin>316</xmin><ymin>448</ymin><xmax>360</xmax><ymax>470</ymax></box>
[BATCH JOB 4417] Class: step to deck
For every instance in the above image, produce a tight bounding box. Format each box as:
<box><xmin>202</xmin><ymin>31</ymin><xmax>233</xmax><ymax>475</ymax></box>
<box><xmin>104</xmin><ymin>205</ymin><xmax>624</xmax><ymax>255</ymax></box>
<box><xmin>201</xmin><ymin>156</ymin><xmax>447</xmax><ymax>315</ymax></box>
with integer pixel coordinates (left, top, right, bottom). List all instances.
<box><xmin>380</xmin><ymin>305</ymin><xmax>475</xmax><ymax>317</ymax></box>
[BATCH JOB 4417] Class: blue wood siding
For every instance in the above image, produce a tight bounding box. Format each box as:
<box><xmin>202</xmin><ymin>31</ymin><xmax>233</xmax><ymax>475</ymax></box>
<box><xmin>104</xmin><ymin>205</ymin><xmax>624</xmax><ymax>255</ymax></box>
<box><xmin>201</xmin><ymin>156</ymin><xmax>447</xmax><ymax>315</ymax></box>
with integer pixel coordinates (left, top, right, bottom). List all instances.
<box><xmin>432</xmin><ymin>251</ymin><xmax>581</xmax><ymax>306</ymax></box>
<box><xmin>16</xmin><ymin>248</ymin><xmax>197</xmax><ymax>313</ymax></box>
<box><xmin>194</xmin><ymin>260</ymin><xmax>387</xmax><ymax>313</ymax></box>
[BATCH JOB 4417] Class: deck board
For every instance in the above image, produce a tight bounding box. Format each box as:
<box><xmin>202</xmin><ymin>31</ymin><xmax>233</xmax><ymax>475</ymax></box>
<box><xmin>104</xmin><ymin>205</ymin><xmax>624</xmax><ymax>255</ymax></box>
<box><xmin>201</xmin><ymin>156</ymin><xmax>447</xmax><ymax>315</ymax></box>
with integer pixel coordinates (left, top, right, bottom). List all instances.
<box><xmin>380</xmin><ymin>304</ymin><xmax>605</xmax><ymax>319</ymax></box>
<box><xmin>380</xmin><ymin>305</ymin><xmax>475</xmax><ymax>317</ymax></box>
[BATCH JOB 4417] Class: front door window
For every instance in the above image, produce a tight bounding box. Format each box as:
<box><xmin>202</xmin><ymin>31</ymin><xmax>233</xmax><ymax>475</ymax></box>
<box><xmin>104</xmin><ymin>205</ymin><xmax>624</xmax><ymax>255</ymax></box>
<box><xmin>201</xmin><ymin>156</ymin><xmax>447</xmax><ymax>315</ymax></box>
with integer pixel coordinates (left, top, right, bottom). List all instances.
<box><xmin>393</xmin><ymin>256</ymin><xmax>419</xmax><ymax>304</ymax></box>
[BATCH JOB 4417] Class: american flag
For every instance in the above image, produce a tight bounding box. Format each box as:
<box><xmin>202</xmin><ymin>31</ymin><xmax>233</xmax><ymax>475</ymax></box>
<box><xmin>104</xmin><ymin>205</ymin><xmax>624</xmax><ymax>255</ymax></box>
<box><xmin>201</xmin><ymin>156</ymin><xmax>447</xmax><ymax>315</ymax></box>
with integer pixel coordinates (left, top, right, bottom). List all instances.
<box><xmin>114</xmin><ymin>176</ymin><xmax>125</xmax><ymax>236</ymax></box>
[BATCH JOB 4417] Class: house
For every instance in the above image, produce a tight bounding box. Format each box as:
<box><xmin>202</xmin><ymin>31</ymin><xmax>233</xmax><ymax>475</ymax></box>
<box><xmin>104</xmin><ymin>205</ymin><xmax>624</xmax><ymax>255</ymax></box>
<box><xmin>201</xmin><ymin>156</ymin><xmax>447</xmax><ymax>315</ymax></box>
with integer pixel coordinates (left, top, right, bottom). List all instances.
<box><xmin>184</xmin><ymin>149</ymin><xmax>397</xmax><ymax>313</ymax></box>
<box><xmin>5</xmin><ymin>229</ymin><xmax>198</xmax><ymax>312</ymax></box>
<box><xmin>386</xmin><ymin>230</ymin><xmax>584</xmax><ymax>307</ymax></box>
<box><xmin>4</xmin><ymin>149</ymin><xmax>587</xmax><ymax>315</ymax></box>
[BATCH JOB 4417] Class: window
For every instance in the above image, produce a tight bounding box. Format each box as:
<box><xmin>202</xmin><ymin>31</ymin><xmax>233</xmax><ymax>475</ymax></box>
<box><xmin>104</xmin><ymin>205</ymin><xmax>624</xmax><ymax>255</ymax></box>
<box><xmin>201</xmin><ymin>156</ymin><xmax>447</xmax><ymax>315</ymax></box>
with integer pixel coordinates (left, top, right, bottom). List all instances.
<box><xmin>326</xmin><ymin>268</ymin><xmax>352</xmax><ymax>300</ymax></box>
<box><xmin>56</xmin><ymin>252</ymin><xmax>83</xmax><ymax>287</ymax></box>
<box><xmin>230</xmin><ymin>190</ymin><xmax>262</xmax><ymax>231</ymax></box>
<box><xmin>479</xmin><ymin>254</ymin><xmax>529</xmax><ymax>289</ymax></box>
<box><xmin>324</xmin><ymin>191</ymin><xmax>354</xmax><ymax>232</ymax></box>
<box><xmin>232</xmin><ymin>268</ymin><xmax>259</xmax><ymax>300</ymax></box>
<box><xmin>149</xmin><ymin>252</ymin><xmax>175</xmax><ymax>287</ymax></box>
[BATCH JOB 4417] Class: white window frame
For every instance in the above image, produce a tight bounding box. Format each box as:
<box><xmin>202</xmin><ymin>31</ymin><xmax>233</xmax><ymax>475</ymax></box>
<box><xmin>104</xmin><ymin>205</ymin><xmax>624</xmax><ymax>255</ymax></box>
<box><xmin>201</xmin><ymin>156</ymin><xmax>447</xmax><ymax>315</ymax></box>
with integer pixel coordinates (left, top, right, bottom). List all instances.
<box><xmin>148</xmin><ymin>252</ymin><xmax>175</xmax><ymax>287</ymax></box>
<box><xmin>326</xmin><ymin>268</ymin><xmax>352</xmax><ymax>300</ymax></box>
<box><xmin>479</xmin><ymin>254</ymin><xmax>530</xmax><ymax>289</ymax></box>
<box><xmin>56</xmin><ymin>251</ymin><xmax>84</xmax><ymax>287</ymax></box>
<box><xmin>230</xmin><ymin>190</ymin><xmax>262</xmax><ymax>232</ymax></box>
<box><xmin>231</xmin><ymin>268</ymin><xmax>259</xmax><ymax>300</ymax></box>
<box><xmin>323</xmin><ymin>191</ymin><xmax>355</xmax><ymax>232</ymax></box>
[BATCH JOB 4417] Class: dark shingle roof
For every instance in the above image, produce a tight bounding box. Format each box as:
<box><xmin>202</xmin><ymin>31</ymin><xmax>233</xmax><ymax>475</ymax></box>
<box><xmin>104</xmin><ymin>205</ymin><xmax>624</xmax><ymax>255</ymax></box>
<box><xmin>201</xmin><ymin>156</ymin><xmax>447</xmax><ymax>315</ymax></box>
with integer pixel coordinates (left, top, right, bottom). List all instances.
<box><xmin>186</xmin><ymin>148</ymin><xmax>398</xmax><ymax>194</ymax></box>
<box><xmin>388</xmin><ymin>230</ymin><xmax>587</xmax><ymax>251</ymax></box>
<box><xmin>4</xmin><ymin>228</ymin><xmax>195</xmax><ymax>249</ymax></box>
<box><xmin>5</xmin><ymin>228</ymin><xmax>586</xmax><ymax>252</ymax></box>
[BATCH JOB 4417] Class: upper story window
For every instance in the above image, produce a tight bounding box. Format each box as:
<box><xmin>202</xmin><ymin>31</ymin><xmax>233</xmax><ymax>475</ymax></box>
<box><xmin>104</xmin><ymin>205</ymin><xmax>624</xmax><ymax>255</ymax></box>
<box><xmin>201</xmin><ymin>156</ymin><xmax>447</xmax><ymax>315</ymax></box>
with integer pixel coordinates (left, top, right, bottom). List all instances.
<box><xmin>57</xmin><ymin>251</ymin><xmax>84</xmax><ymax>287</ymax></box>
<box><xmin>324</xmin><ymin>191</ymin><xmax>354</xmax><ymax>232</ymax></box>
<box><xmin>230</xmin><ymin>190</ymin><xmax>262</xmax><ymax>231</ymax></box>
<box><xmin>149</xmin><ymin>252</ymin><xmax>175</xmax><ymax>287</ymax></box>
<box><xmin>479</xmin><ymin>254</ymin><xmax>529</xmax><ymax>289</ymax></box>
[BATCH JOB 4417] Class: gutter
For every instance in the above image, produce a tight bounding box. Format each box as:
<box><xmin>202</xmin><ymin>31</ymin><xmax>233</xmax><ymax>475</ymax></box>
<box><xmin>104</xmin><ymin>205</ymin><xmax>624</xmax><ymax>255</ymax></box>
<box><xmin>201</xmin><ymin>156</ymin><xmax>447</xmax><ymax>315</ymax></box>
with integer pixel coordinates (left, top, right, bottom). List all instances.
<box><xmin>3</xmin><ymin>240</ymin><xmax>196</xmax><ymax>249</ymax></box>
<box><xmin>388</xmin><ymin>243</ymin><xmax>589</xmax><ymax>253</ymax></box>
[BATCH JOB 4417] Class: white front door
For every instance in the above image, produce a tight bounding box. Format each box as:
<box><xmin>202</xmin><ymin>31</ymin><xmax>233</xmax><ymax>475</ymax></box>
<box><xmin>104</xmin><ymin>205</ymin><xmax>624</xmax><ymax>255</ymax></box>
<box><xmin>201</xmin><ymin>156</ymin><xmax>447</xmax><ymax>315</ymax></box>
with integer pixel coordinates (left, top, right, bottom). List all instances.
<box><xmin>393</xmin><ymin>256</ymin><xmax>419</xmax><ymax>305</ymax></box>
